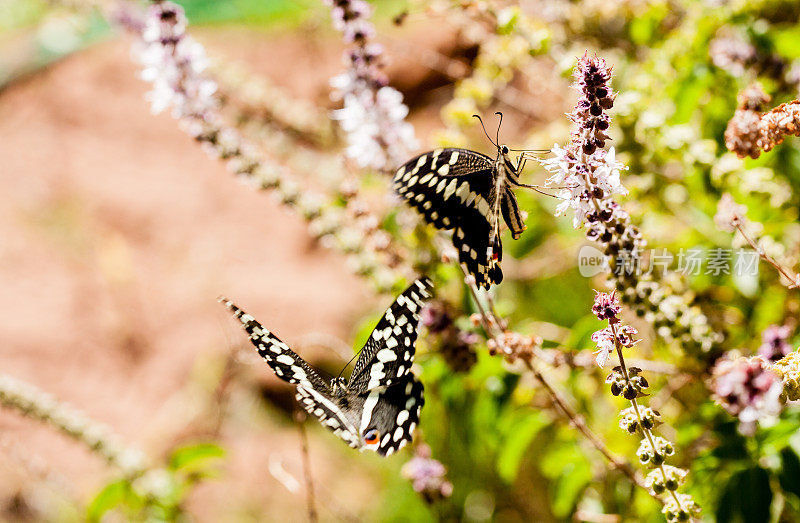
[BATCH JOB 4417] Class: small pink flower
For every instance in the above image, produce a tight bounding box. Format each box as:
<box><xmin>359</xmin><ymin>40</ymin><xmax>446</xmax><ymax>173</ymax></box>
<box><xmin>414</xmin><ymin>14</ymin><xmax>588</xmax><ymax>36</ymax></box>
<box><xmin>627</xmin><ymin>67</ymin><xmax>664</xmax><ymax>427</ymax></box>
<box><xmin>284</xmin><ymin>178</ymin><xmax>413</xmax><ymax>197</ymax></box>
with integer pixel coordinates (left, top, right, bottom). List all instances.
<box><xmin>401</xmin><ymin>444</ymin><xmax>453</xmax><ymax>501</ymax></box>
<box><xmin>711</xmin><ymin>354</ymin><xmax>782</xmax><ymax>431</ymax></box>
<box><xmin>759</xmin><ymin>324</ymin><xmax>793</xmax><ymax>362</ymax></box>
<box><xmin>592</xmin><ymin>291</ymin><xmax>621</xmax><ymax>322</ymax></box>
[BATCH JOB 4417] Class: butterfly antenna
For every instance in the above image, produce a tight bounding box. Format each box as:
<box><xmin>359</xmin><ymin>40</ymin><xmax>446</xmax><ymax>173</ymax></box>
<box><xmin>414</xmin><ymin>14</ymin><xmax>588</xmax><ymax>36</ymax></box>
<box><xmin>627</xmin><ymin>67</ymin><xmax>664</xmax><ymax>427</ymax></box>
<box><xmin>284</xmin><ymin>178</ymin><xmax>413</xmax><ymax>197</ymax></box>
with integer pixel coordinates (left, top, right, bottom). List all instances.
<box><xmin>336</xmin><ymin>348</ymin><xmax>362</xmax><ymax>382</ymax></box>
<box><xmin>495</xmin><ymin>111</ymin><xmax>503</xmax><ymax>146</ymax></box>
<box><xmin>472</xmin><ymin>114</ymin><xmax>498</xmax><ymax>148</ymax></box>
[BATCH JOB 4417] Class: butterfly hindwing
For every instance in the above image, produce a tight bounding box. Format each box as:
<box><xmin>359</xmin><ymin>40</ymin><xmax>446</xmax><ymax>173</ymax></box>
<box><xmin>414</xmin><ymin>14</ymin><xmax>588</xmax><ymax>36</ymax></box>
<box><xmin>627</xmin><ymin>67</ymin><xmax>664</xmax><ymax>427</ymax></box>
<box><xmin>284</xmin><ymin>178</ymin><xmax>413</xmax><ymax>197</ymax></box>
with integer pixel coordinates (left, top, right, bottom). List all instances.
<box><xmin>220</xmin><ymin>298</ymin><xmax>331</xmax><ymax>393</ymax></box>
<box><xmin>356</xmin><ymin>374</ymin><xmax>424</xmax><ymax>456</ymax></box>
<box><xmin>501</xmin><ymin>187</ymin><xmax>525</xmax><ymax>240</ymax></box>
<box><xmin>347</xmin><ymin>278</ymin><xmax>433</xmax><ymax>393</ymax></box>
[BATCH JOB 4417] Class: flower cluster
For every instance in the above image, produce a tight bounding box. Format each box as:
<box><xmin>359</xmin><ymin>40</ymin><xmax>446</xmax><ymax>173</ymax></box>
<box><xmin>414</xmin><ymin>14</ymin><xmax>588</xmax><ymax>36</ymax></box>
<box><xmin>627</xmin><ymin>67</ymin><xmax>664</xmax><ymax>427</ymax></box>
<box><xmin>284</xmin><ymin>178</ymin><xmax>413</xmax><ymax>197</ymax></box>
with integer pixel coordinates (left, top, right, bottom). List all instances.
<box><xmin>540</xmin><ymin>54</ymin><xmax>637</xmax><ymax>254</ymax></box>
<box><xmin>487</xmin><ymin>331</ymin><xmax>543</xmax><ymax>365</ymax></box>
<box><xmin>0</xmin><ymin>374</ymin><xmax>147</xmax><ymax>476</ymax></box>
<box><xmin>606</xmin><ymin>365</ymin><xmax>648</xmax><ymax>400</ymax></box>
<box><xmin>421</xmin><ymin>301</ymin><xmax>478</xmax><ymax>372</ymax></box>
<box><xmin>592</xmin><ymin>292</ymin><xmax>699</xmax><ymax>521</ymax></box>
<box><xmin>759</xmin><ymin>324</ymin><xmax>793</xmax><ymax>362</ymax></box>
<box><xmin>437</xmin><ymin>5</ymin><xmax>549</xmax><ymax>144</ymax></box>
<box><xmin>709</xmin><ymin>32</ymin><xmax>798</xmax><ymax>89</ymax></box>
<box><xmin>542</xmin><ymin>54</ymin><xmax>721</xmax><ymax>354</ymax></box>
<box><xmin>592</xmin><ymin>323</ymin><xmax>637</xmax><ymax>367</ymax></box>
<box><xmin>401</xmin><ymin>444</ymin><xmax>453</xmax><ymax>503</ymax></box>
<box><xmin>137</xmin><ymin>2</ymin><xmax>217</xmax><ymax>118</ymax></box>
<box><xmin>772</xmin><ymin>350</ymin><xmax>800</xmax><ymax>401</ymax></box>
<box><xmin>725</xmin><ymin>82</ymin><xmax>800</xmax><ymax>159</ymax></box>
<box><xmin>121</xmin><ymin>1</ymin><xmax>406</xmax><ymax>293</ymax></box>
<box><xmin>619</xmin><ymin>405</ymin><xmax>661</xmax><ymax>434</ymax></box>
<box><xmin>325</xmin><ymin>0</ymin><xmax>417</xmax><ymax>170</ymax></box>
<box><xmin>710</xmin><ymin>355</ymin><xmax>782</xmax><ymax>432</ymax></box>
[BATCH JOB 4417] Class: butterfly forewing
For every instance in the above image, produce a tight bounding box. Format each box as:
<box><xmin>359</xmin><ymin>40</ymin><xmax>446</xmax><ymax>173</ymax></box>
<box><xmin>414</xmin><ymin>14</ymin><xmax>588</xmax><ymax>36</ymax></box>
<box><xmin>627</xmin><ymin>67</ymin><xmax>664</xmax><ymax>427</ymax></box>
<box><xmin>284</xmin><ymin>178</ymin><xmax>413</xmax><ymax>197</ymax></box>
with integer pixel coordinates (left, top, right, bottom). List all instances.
<box><xmin>348</xmin><ymin>277</ymin><xmax>433</xmax><ymax>393</ymax></box>
<box><xmin>220</xmin><ymin>298</ymin><xmax>331</xmax><ymax>392</ymax></box>
<box><xmin>394</xmin><ymin>149</ymin><xmax>503</xmax><ymax>289</ymax></box>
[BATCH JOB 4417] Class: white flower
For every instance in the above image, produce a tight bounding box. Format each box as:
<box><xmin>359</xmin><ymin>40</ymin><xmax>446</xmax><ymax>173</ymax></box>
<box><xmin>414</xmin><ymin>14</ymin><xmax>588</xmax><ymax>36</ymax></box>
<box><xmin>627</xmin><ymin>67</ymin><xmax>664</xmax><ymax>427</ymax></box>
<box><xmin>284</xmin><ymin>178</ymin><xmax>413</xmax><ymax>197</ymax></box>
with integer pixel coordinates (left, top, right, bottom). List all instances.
<box><xmin>591</xmin><ymin>327</ymin><xmax>616</xmax><ymax>367</ymax></box>
<box><xmin>714</xmin><ymin>193</ymin><xmax>748</xmax><ymax>233</ymax></box>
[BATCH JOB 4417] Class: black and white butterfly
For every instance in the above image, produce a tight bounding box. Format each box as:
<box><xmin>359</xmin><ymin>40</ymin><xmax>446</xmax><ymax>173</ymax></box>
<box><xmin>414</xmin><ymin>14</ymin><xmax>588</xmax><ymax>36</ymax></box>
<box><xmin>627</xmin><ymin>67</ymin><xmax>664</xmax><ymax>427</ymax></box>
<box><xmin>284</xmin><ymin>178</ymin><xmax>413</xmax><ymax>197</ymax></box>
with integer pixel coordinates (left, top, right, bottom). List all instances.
<box><xmin>220</xmin><ymin>277</ymin><xmax>433</xmax><ymax>456</ymax></box>
<box><xmin>393</xmin><ymin>115</ymin><xmax>543</xmax><ymax>290</ymax></box>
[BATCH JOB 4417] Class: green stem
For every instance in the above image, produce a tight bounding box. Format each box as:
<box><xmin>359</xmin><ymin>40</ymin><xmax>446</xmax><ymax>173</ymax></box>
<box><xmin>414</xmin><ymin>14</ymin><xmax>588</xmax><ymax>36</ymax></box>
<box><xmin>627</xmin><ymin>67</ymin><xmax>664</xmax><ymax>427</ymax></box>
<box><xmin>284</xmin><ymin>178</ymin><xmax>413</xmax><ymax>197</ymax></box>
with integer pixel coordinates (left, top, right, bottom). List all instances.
<box><xmin>609</xmin><ymin>322</ymin><xmax>685</xmax><ymax>513</ymax></box>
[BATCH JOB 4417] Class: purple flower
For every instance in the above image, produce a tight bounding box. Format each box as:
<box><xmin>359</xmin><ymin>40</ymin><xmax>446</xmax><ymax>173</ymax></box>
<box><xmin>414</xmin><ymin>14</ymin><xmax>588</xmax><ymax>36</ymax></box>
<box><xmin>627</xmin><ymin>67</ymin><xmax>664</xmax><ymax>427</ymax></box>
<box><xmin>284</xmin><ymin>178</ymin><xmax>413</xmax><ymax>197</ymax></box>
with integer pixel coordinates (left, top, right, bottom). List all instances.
<box><xmin>401</xmin><ymin>445</ymin><xmax>453</xmax><ymax>501</ymax></box>
<box><xmin>134</xmin><ymin>2</ymin><xmax>217</xmax><ymax>119</ymax></box>
<box><xmin>759</xmin><ymin>324</ymin><xmax>793</xmax><ymax>362</ymax></box>
<box><xmin>324</xmin><ymin>0</ymin><xmax>417</xmax><ymax>170</ymax></box>
<box><xmin>711</xmin><ymin>355</ymin><xmax>782</xmax><ymax>431</ymax></box>
<box><xmin>421</xmin><ymin>302</ymin><xmax>452</xmax><ymax>333</ymax></box>
<box><xmin>592</xmin><ymin>291</ymin><xmax>621</xmax><ymax>322</ymax></box>
<box><xmin>540</xmin><ymin>55</ymin><xmax>629</xmax><ymax>229</ymax></box>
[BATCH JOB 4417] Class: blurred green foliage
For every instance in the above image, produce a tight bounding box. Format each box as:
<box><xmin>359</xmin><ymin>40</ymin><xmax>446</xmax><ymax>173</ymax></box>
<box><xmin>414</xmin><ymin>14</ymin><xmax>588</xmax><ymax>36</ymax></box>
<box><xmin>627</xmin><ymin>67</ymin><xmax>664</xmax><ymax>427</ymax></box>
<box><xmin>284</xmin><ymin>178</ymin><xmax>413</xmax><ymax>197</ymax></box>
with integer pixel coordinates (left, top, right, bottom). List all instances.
<box><xmin>88</xmin><ymin>442</ymin><xmax>224</xmax><ymax>521</ymax></box>
<box><xmin>5</xmin><ymin>0</ymin><xmax>800</xmax><ymax>521</ymax></box>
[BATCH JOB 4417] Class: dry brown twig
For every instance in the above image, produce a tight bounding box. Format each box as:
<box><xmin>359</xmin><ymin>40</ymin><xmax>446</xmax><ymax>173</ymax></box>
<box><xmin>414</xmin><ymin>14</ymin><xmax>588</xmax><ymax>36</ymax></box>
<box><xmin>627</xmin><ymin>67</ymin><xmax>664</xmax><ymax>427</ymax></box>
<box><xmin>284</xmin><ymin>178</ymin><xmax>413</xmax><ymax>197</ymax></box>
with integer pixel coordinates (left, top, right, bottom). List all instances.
<box><xmin>734</xmin><ymin>222</ymin><xmax>800</xmax><ymax>289</ymax></box>
<box><xmin>296</xmin><ymin>413</ymin><xmax>319</xmax><ymax>523</ymax></box>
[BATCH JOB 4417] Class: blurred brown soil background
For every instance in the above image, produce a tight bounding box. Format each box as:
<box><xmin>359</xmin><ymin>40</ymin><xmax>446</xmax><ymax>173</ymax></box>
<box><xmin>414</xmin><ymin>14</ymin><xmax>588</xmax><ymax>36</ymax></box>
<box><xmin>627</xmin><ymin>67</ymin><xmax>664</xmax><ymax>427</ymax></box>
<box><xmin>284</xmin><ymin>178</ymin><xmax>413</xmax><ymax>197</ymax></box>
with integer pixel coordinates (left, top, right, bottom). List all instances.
<box><xmin>0</xmin><ymin>20</ymin><xmax>564</xmax><ymax>520</ymax></box>
<box><xmin>0</xmin><ymin>29</ymin><xmax>384</xmax><ymax>520</ymax></box>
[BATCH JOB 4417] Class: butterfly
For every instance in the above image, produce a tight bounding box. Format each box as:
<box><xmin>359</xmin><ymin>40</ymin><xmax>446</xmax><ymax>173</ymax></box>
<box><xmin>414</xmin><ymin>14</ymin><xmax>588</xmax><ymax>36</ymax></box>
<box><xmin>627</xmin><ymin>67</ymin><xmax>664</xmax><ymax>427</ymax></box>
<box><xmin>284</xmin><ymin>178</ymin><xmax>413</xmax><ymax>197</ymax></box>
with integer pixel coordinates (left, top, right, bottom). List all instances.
<box><xmin>220</xmin><ymin>277</ymin><xmax>433</xmax><ymax>456</ymax></box>
<box><xmin>393</xmin><ymin>114</ymin><xmax>543</xmax><ymax>290</ymax></box>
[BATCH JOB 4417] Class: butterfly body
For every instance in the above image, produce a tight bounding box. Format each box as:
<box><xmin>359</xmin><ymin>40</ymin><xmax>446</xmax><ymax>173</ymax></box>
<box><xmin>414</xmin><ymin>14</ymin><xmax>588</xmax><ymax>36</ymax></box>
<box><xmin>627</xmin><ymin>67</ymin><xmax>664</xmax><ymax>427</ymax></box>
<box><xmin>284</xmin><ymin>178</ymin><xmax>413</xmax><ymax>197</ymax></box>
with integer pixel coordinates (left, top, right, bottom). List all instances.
<box><xmin>393</xmin><ymin>146</ymin><xmax>527</xmax><ymax>289</ymax></box>
<box><xmin>221</xmin><ymin>278</ymin><xmax>432</xmax><ymax>456</ymax></box>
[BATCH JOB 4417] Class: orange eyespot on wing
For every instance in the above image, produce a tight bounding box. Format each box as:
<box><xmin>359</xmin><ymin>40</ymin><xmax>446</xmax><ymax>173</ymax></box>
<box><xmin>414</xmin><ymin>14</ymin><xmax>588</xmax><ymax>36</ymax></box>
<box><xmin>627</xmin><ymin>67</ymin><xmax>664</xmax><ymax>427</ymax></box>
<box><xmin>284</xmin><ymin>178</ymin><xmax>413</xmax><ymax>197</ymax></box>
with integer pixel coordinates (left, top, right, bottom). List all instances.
<box><xmin>363</xmin><ymin>429</ymin><xmax>380</xmax><ymax>445</ymax></box>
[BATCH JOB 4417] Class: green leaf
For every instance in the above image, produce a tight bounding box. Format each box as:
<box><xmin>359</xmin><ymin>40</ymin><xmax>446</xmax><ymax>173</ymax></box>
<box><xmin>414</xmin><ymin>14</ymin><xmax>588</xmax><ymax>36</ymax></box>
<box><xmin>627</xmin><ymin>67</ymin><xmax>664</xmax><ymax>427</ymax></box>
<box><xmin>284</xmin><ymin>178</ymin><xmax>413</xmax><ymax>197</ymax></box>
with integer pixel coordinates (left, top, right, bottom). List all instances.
<box><xmin>779</xmin><ymin>448</ymin><xmax>800</xmax><ymax>500</ymax></box>
<box><xmin>717</xmin><ymin>467</ymin><xmax>773</xmax><ymax>523</ymax></box>
<box><xmin>169</xmin><ymin>442</ymin><xmax>225</xmax><ymax>473</ymax></box>
<box><xmin>87</xmin><ymin>479</ymin><xmax>131</xmax><ymax>523</ymax></box>
<box><xmin>496</xmin><ymin>413</ymin><xmax>546</xmax><ymax>483</ymax></box>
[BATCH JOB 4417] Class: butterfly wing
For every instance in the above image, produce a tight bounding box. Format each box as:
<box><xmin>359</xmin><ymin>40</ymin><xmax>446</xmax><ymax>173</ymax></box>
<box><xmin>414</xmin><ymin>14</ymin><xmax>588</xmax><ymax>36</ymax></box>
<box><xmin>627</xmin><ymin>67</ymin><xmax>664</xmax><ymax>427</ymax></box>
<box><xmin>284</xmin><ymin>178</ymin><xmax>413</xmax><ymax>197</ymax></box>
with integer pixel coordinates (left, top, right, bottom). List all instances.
<box><xmin>220</xmin><ymin>298</ymin><xmax>331</xmax><ymax>392</ymax></box>
<box><xmin>353</xmin><ymin>374</ymin><xmax>425</xmax><ymax>456</ymax></box>
<box><xmin>294</xmin><ymin>387</ymin><xmax>361</xmax><ymax>448</ymax></box>
<box><xmin>501</xmin><ymin>187</ymin><xmax>526</xmax><ymax>240</ymax></box>
<box><xmin>347</xmin><ymin>278</ymin><xmax>433</xmax><ymax>393</ymax></box>
<box><xmin>222</xmin><ymin>298</ymin><xmax>363</xmax><ymax>446</ymax></box>
<box><xmin>393</xmin><ymin>149</ymin><xmax>502</xmax><ymax>289</ymax></box>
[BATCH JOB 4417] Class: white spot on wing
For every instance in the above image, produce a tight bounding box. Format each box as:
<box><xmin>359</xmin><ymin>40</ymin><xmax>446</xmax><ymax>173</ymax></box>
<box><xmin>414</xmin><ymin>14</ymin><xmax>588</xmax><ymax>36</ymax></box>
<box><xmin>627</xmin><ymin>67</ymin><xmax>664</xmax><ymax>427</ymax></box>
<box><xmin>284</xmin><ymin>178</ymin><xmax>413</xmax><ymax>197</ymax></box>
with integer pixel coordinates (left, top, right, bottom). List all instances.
<box><xmin>377</xmin><ymin>348</ymin><xmax>398</xmax><ymax>361</ymax></box>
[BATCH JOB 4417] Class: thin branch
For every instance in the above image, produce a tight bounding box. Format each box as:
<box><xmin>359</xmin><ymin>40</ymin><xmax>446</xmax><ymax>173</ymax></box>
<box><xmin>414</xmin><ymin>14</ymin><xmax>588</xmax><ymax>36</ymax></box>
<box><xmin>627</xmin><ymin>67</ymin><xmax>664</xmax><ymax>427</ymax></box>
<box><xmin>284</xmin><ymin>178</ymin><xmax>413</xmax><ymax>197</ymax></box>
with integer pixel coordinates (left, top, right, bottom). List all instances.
<box><xmin>450</xmin><ymin>260</ymin><xmax>652</xmax><ymax>495</ymax></box>
<box><xmin>296</xmin><ymin>414</ymin><xmax>318</xmax><ymax>523</ymax></box>
<box><xmin>609</xmin><ymin>322</ymin><xmax>685</xmax><ymax>512</ymax></box>
<box><xmin>735</xmin><ymin>222</ymin><xmax>799</xmax><ymax>289</ymax></box>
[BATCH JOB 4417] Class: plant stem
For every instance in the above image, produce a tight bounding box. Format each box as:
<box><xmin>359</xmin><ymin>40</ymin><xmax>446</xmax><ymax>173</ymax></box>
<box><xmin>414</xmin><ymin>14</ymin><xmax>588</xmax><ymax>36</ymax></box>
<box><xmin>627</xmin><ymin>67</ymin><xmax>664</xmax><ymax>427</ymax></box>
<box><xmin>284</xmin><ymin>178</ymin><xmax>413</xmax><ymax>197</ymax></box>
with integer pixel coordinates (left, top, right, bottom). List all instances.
<box><xmin>454</xmin><ymin>261</ymin><xmax>653</xmax><ymax>495</ymax></box>
<box><xmin>297</xmin><ymin>415</ymin><xmax>318</xmax><ymax>523</ymax></box>
<box><xmin>735</xmin><ymin>222</ymin><xmax>799</xmax><ymax>289</ymax></box>
<box><xmin>609</xmin><ymin>322</ymin><xmax>685</xmax><ymax>512</ymax></box>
